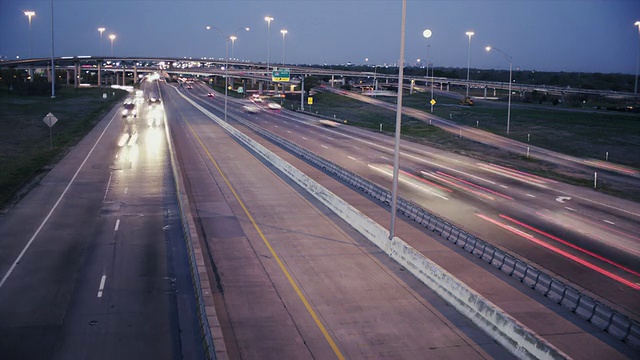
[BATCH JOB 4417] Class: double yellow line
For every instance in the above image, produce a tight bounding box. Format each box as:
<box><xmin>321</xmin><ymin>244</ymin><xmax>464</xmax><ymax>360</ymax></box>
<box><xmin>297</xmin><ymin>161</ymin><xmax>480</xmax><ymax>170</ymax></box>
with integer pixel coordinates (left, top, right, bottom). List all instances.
<box><xmin>171</xmin><ymin>93</ymin><xmax>345</xmax><ymax>360</ymax></box>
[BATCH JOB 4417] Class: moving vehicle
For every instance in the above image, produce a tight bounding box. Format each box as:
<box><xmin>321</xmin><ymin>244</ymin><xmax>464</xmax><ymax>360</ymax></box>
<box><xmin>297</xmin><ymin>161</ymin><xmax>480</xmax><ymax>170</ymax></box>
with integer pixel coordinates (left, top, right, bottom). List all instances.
<box><xmin>243</xmin><ymin>105</ymin><xmax>260</xmax><ymax>113</ymax></box>
<box><xmin>267</xmin><ymin>103</ymin><xmax>282</xmax><ymax>110</ymax></box>
<box><xmin>122</xmin><ymin>102</ymin><xmax>137</xmax><ymax>121</ymax></box>
<box><xmin>207</xmin><ymin>92</ymin><xmax>215</xmax><ymax>98</ymax></box>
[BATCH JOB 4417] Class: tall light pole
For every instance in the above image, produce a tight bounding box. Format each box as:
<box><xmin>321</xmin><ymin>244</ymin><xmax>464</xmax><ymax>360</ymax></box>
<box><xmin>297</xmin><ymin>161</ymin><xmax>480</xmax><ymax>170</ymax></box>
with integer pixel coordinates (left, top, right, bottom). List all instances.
<box><xmin>98</xmin><ymin>27</ymin><xmax>105</xmax><ymax>56</ymax></box>
<box><xmin>280</xmin><ymin>29</ymin><xmax>288</xmax><ymax>65</ymax></box>
<box><xmin>423</xmin><ymin>29</ymin><xmax>434</xmax><ymax>113</ymax></box>
<box><xmin>635</xmin><ymin>21</ymin><xmax>640</xmax><ymax>94</ymax></box>
<box><xmin>389</xmin><ymin>0</ymin><xmax>407</xmax><ymax>240</ymax></box>
<box><xmin>229</xmin><ymin>35</ymin><xmax>237</xmax><ymax>59</ymax></box>
<box><xmin>265</xmin><ymin>16</ymin><xmax>274</xmax><ymax>71</ymax></box>
<box><xmin>365</xmin><ymin>58</ymin><xmax>379</xmax><ymax>91</ymax></box>
<box><xmin>109</xmin><ymin>34</ymin><xmax>116</xmax><ymax>56</ymax></box>
<box><xmin>24</xmin><ymin>11</ymin><xmax>35</xmax><ymax>58</ymax></box>
<box><xmin>486</xmin><ymin>46</ymin><xmax>512</xmax><ymax>135</ymax></box>
<box><xmin>465</xmin><ymin>31</ymin><xmax>474</xmax><ymax>98</ymax></box>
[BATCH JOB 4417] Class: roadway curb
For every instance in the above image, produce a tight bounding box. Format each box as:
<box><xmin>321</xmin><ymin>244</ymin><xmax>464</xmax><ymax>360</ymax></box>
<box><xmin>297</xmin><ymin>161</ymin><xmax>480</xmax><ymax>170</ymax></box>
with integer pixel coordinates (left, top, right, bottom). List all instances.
<box><xmin>173</xmin><ymin>86</ymin><xmax>571</xmax><ymax>360</ymax></box>
<box><xmin>160</xmin><ymin>85</ymin><xmax>225</xmax><ymax>360</ymax></box>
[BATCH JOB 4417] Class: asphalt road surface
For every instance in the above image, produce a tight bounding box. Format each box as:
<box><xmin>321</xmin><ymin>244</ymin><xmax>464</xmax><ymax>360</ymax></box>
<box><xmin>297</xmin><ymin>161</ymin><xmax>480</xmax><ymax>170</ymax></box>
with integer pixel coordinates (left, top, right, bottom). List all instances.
<box><xmin>0</xmin><ymin>78</ymin><xmax>204</xmax><ymax>360</ymax></box>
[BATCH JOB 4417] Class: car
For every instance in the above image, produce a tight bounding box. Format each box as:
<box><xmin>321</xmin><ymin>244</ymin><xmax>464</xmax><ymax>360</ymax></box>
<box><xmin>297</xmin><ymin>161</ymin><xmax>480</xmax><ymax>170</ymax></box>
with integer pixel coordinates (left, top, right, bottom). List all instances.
<box><xmin>243</xmin><ymin>105</ymin><xmax>260</xmax><ymax>113</ymax></box>
<box><xmin>207</xmin><ymin>92</ymin><xmax>215</xmax><ymax>98</ymax></box>
<box><xmin>148</xmin><ymin>96</ymin><xmax>160</xmax><ymax>104</ymax></box>
<box><xmin>267</xmin><ymin>102</ymin><xmax>282</xmax><ymax>110</ymax></box>
<box><xmin>122</xmin><ymin>102</ymin><xmax>137</xmax><ymax>123</ymax></box>
<box><xmin>186</xmin><ymin>85</ymin><xmax>193</xmax><ymax>89</ymax></box>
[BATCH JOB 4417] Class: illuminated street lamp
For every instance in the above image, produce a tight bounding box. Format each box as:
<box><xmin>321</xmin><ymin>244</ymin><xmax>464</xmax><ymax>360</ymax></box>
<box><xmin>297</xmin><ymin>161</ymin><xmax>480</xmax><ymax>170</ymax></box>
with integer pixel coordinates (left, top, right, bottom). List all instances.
<box><xmin>465</xmin><ymin>31</ymin><xmax>474</xmax><ymax>97</ymax></box>
<box><xmin>229</xmin><ymin>35</ymin><xmax>237</xmax><ymax>59</ymax></box>
<box><xmin>280</xmin><ymin>29</ymin><xmax>288</xmax><ymax>65</ymax></box>
<box><xmin>486</xmin><ymin>46</ymin><xmax>512</xmax><ymax>135</ymax></box>
<box><xmin>635</xmin><ymin>21</ymin><xmax>640</xmax><ymax>94</ymax></box>
<box><xmin>24</xmin><ymin>11</ymin><xmax>35</xmax><ymax>58</ymax></box>
<box><xmin>423</xmin><ymin>29</ymin><xmax>434</xmax><ymax>113</ymax></box>
<box><xmin>265</xmin><ymin>16</ymin><xmax>274</xmax><ymax>71</ymax></box>
<box><xmin>98</xmin><ymin>27</ymin><xmax>105</xmax><ymax>56</ymax></box>
<box><xmin>109</xmin><ymin>34</ymin><xmax>116</xmax><ymax>56</ymax></box>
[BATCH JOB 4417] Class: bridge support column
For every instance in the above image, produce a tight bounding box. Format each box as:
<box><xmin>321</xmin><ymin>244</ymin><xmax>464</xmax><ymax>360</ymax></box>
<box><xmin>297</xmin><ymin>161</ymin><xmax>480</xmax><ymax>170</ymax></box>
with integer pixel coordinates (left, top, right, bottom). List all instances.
<box><xmin>66</xmin><ymin>70</ymin><xmax>71</xmax><ymax>85</ymax></box>
<box><xmin>493</xmin><ymin>88</ymin><xmax>497</xmax><ymax>96</ymax></box>
<box><xmin>46</xmin><ymin>68</ymin><xmax>51</xmax><ymax>82</ymax></box>
<box><xmin>440</xmin><ymin>82</ymin><xmax>443</xmax><ymax>91</ymax></box>
<box><xmin>484</xmin><ymin>86</ymin><xmax>487</xmax><ymax>99</ymax></box>
<box><xmin>133</xmin><ymin>64</ymin><xmax>138</xmax><ymax>84</ymax></box>
<box><xmin>410</xmin><ymin>80</ymin><xmax>415</xmax><ymax>94</ymax></box>
<box><xmin>258</xmin><ymin>82</ymin><xmax>263</xmax><ymax>94</ymax></box>
<box><xmin>122</xmin><ymin>67</ymin><xmax>126</xmax><ymax>86</ymax></box>
<box><xmin>28</xmin><ymin>68</ymin><xmax>34</xmax><ymax>82</ymax></box>
<box><xmin>446</xmin><ymin>83</ymin><xmax>450</xmax><ymax>92</ymax></box>
<box><xmin>74</xmin><ymin>62</ymin><xmax>79</xmax><ymax>88</ymax></box>
<box><xmin>331</xmin><ymin>75</ymin><xmax>335</xmax><ymax>87</ymax></box>
<box><xmin>97</xmin><ymin>62</ymin><xmax>102</xmax><ymax>86</ymax></box>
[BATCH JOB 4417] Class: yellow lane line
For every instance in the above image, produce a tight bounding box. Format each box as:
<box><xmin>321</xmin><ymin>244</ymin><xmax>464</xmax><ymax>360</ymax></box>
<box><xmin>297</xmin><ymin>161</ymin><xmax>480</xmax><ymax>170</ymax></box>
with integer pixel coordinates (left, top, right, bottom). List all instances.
<box><xmin>170</xmin><ymin>92</ymin><xmax>345</xmax><ymax>360</ymax></box>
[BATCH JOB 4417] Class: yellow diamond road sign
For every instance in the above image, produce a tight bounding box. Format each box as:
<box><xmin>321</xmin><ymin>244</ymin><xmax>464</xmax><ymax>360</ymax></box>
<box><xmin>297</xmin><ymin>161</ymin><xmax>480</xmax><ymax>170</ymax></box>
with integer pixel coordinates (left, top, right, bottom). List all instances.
<box><xmin>430</xmin><ymin>99</ymin><xmax>436</xmax><ymax>106</ymax></box>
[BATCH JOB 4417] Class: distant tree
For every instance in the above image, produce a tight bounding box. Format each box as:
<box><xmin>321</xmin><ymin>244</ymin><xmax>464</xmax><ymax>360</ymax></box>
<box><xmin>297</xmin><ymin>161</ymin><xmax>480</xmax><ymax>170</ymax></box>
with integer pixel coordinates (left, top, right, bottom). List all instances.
<box><xmin>303</xmin><ymin>76</ymin><xmax>319</xmax><ymax>92</ymax></box>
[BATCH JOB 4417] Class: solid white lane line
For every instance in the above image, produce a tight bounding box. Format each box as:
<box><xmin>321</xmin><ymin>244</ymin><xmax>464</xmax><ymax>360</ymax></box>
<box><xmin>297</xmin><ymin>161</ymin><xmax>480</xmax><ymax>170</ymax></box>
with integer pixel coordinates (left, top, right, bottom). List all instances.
<box><xmin>114</xmin><ymin>219</ymin><xmax>120</xmax><ymax>231</ymax></box>
<box><xmin>604</xmin><ymin>220</ymin><xmax>615</xmax><ymax>225</ymax></box>
<box><xmin>97</xmin><ymin>275</ymin><xmax>107</xmax><ymax>298</ymax></box>
<box><xmin>0</xmin><ymin>112</ymin><xmax>117</xmax><ymax>290</ymax></box>
<box><xmin>526</xmin><ymin>194</ymin><xmax>536</xmax><ymax>198</ymax></box>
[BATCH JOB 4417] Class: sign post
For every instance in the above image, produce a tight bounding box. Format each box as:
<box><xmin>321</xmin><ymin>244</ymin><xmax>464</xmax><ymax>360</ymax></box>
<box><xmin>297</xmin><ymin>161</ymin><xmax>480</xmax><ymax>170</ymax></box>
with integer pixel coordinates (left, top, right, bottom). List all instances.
<box><xmin>42</xmin><ymin>112</ymin><xmax>58</xmax><ymax>149</ymax></box>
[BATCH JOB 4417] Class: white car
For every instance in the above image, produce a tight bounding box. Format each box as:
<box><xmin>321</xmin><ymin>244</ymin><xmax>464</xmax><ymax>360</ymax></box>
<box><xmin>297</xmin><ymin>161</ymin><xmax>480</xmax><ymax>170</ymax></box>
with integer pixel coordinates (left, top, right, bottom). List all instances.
<box><xmin>267</xmin><ymin>103</ymin><xmax>282</xmax><ymax>110</ymax></box>
<box><xmin>243</xmin><ymin>105</ymin><xmax>260</xmax><ymax>113</ymax></box>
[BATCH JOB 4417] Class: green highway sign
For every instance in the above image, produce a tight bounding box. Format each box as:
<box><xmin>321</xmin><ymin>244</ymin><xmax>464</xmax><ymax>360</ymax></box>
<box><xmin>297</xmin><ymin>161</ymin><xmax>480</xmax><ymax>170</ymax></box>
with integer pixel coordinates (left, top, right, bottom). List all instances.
<box><xmin>272</xmin><ymin>69</ymin><xmax>290</xmax><ymax>82</ymax></box>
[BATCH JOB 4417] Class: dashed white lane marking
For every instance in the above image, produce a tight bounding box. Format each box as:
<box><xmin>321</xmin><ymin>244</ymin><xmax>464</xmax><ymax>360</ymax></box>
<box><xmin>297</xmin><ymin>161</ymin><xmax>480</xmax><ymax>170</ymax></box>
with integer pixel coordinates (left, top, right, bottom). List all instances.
<box><xmin>380</xmin><ymin>156</ymin><xmax>389</xmax><ymax>160</ymax></box>
<box><xmin>565</xmin><ymin>207</ymin><xmax>577</xmax><ymax>212</ymax></box>
<box><xmin>114</xmin><ymin>219</ymin><xmax>120</xmax><ymax>231</ymax></box>
<box><xmin>302</xmin><ymin>137</ymin><xmax>308</xmax><ymax>140</ymax></box>
<box><xmin>124</xmin><ymin>187</ymin><xmax>128</xmax><ymax>195</ymax></box>
<box><xmin>321</xmin><ymin>145</ymin><xmax>328</xmax><ymax>149</ymax></box>
<box><xmin>287</xmin><ymin>130</ymin><xmax>291</xmax><ymax>133</ymax></box>
<box><xmin>97</xmin><ymin>275</ymin><xmax>107</xmax><ymax>298</ymax></box>
<box><xmin>103</xmin><ymin>172</ymin><xmax>113</xmax><ymax>201</ymax></box>
<box><xmin>604</xmin><ymin>220</ymin><xmax>615</xmax><ymax>225</ymax></box>
<box><xmin>526</xmin><ymin>194</ymin><xmax>536</xmax><ymax>198</ymax></box>
<box><xmin>348</xmin><ymin>156</ymin><xmax>357</xmax><ymax>161</ymax></box>
<box><xmin>500</xmin><ymin>185</ymin><xmax>508</xmax><ymax>189</ymax></box>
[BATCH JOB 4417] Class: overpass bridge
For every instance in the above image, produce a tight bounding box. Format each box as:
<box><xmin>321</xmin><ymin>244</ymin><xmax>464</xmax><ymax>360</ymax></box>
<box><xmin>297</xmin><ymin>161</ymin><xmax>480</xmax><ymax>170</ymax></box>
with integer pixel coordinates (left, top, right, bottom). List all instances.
<box><xmin>2</xmin><ymin>56</ymin><xmax>637</xmax><ymax>100</ymax></box>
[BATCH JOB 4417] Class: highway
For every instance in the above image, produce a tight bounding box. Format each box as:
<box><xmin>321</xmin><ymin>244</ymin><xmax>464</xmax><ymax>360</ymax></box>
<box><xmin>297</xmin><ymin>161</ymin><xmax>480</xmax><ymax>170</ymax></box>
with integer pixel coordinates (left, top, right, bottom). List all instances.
<box><xmin>166</xmin><ymin>79</ymin><xmax>637</xmax><ymax>358</ymax></box>
<box><xmin>0</xmin><ymin>78</ymin><xmax>204</xmax><ymax>359</ymax></box>
<box><xmin>183</xmin><ymin>81</ymin><xmax>640</xmax><ymax>316</ymax></box>
<box><xmin>0</xmin><ymin>75</ymin><xmax>636</xmax><ymax>359</ymax></box>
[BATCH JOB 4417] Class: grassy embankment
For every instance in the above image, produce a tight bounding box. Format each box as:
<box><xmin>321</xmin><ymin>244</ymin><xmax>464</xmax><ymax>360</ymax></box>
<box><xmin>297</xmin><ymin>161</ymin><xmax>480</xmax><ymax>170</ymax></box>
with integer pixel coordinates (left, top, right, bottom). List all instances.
<box><xmin>0</xmin><ymin>86</ymin><xmax>127</xmax><ymax>209</ymax></box>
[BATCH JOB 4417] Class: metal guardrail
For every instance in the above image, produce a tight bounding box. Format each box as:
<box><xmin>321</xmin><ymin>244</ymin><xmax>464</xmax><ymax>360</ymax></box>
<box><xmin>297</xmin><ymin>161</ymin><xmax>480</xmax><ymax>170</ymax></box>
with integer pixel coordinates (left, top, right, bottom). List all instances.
<box><xmin>230</xmin><ymin>114</ymin><xmax>640</xmax><ymax>352</ymax></box>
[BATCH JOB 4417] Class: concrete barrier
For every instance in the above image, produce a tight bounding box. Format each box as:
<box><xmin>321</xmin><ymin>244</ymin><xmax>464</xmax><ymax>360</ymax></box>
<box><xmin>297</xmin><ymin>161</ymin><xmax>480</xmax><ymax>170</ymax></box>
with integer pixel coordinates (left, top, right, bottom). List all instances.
<box><xmin>173</xmin><ymin>87</ymin><xmax>570</xmax><ymax>360</ymax></box>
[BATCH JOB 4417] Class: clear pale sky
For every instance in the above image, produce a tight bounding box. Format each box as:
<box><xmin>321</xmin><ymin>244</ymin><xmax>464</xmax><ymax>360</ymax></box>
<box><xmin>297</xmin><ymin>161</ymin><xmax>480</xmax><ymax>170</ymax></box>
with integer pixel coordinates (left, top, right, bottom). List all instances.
<box><xmin>1</xmin><ymin>0</ymin><xmax>639</xmax><ymax>74</ymax></box>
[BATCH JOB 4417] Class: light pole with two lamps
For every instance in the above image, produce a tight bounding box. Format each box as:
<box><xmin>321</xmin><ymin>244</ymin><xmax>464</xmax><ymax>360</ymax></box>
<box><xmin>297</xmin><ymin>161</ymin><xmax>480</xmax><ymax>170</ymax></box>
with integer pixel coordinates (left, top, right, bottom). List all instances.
<box><xmin>206</xmin><ymin>25</ymin><xmax>249</xmax><ymax>122</ymax></box>
<box><xmin>423</xmin><ymin>29</ymin><xmax>434</xmax><ymax>113</ymax></box>
<box><xmin>486</xmin><ymin>46</ymin><xmax>512</xmax><ymax>135</ymax></box>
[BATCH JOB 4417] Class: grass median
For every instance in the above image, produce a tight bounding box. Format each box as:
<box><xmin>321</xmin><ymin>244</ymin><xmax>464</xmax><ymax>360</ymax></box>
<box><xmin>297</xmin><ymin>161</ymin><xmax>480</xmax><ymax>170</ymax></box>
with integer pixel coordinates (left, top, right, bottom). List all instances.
<box><xmin>0</xmin><ymin>86</ymin><xmax>127</xmax><ymax>210</ymax></box>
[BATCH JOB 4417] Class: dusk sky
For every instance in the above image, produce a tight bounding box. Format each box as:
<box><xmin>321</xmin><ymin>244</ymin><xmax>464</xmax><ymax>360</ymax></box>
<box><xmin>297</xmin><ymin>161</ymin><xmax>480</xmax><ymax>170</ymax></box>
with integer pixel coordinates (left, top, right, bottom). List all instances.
<box><xmin>1</xmin><ymin>0</ymin><xmax>639</xmax><ymax>74</ymax></box>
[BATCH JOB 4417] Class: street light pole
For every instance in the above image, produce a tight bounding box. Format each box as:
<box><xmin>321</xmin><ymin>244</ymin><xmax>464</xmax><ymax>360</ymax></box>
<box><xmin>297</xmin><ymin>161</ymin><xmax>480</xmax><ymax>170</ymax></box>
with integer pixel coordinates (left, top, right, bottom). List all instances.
<box><xmin>24</xmin><ymin>11</ymin><xmax>35</xmax><ymax>58</ymax></box>
<box><xmin>280</xmin><ymin>29</ymin><xmax>288</xmax><ymax>65</ymax></box>
<box><xmin>486</xmin><ymin>46</ymin><xmax>512</xmax><ymax>135</ymax></box>
<box><xmin>49</xmin><ymin>1</ymin><xmax>55</xmax><ymax>99</ymax></box>
<box><xmin>389</xmin><ymin>0</ymin><xmax>407</xmax><ymax>240</ymax></box>
<box><xmin>98</xmin><ymin>27</ymin><xmax>105</xmax><ymax>56</ymax></box>
<box><xmin>109</xmin><ymin>34</ymin><xmax>116</xmax><ymax>57</ymax></box>
<box><xmin>265</xmin><ymin>16</ymin><xmax>273</xmax><ymax>71</ymax></box>
<box><xmin>423</xmin><ymin>29</ymin><xmax>433</xmax><ymax>113</ymax></box>
<box><xmin>465</xmin><ymin>31</ymin><xmax>474</xmax><ymax>98</ymax></box>
<box><xmin>634</xmin><ymin>21</ymin><xmax>640</xmax><ymax>94</ymax></box>
<box><xmin>225</xmin><ymin>38</ymin><xmax>229</xmax><ymax>122</ymax></box>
